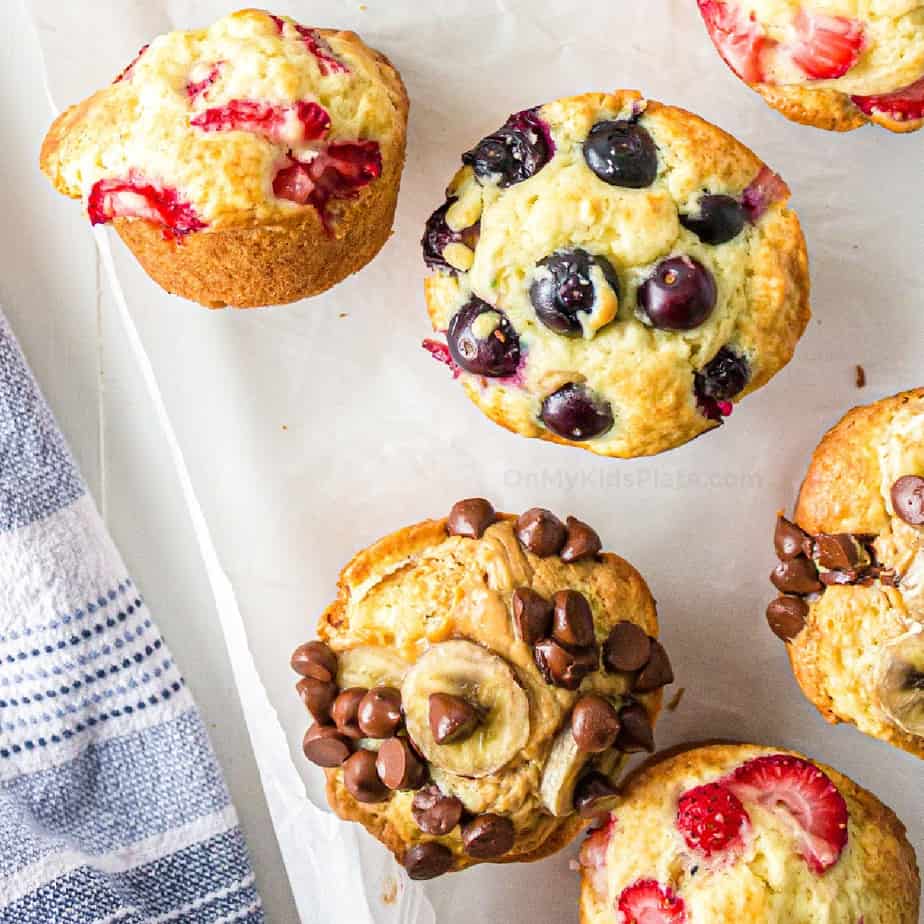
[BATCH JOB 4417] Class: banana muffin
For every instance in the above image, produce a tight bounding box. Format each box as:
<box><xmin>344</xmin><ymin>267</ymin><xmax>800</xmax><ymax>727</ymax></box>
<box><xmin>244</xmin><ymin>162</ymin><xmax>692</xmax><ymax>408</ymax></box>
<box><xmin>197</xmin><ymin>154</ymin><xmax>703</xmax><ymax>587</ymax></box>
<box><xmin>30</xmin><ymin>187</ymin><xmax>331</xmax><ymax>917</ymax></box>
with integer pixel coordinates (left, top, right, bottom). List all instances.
<box><xmin>767</xmin><ymin>388</ymin><xmax>924</xmax><ymax>759</ymax></box>
<box><xmin>697</xmin><ymin>1</ymin><xmax>924</xmax><ymax>133</ymax></box>
<box><xmin>290</xmin><ymin>499</ymin><xmax>675</xmax><ymax>877</ymax></box>
<box><xmin>421</xmin><ymin>90</ymin><xmax>810</xmax><ymax>458</ymax></box>
<box><xmin>40</xmin><ymin>9</ymin><xmax>408</xmax><ymax>307</ymax></box>
<box><xmin>579</xmin><ymin>743</ymin><xmax>919</xmax><ymax>923</ymax></box>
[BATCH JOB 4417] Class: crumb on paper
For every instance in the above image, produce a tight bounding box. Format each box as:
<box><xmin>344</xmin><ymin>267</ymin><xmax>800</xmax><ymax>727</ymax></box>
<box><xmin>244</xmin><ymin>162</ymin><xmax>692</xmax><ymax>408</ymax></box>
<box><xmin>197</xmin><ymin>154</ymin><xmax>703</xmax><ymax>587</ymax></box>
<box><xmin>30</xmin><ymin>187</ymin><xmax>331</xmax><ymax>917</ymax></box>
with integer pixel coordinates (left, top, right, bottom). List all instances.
<box><xmin>339</xmin><ymin>312</ymin><xmax>349</xmax><ymax>318</ymax></box>
<box><xmin>666</xmin><ymin>687</ymin><xmax>686</xmax><ymax>712</ymax></box>
<box><xmin>381</xmin><ymin>875</ymin><xmax>398</xmax><ymax>905</ymax></box>
<box><xmin>359</xmin><ymin>3</ymin><xmax>368</xmax><ymax>9</ymax></box>
<box><xmin>282</xmin><ymin>424</ymin><xmax>288</xmax><ymax>431</ymax></box>
<box><xmin>855</xmin><ymin>364</ymin><xmax>866</xmax><ymax>388</ymax></box>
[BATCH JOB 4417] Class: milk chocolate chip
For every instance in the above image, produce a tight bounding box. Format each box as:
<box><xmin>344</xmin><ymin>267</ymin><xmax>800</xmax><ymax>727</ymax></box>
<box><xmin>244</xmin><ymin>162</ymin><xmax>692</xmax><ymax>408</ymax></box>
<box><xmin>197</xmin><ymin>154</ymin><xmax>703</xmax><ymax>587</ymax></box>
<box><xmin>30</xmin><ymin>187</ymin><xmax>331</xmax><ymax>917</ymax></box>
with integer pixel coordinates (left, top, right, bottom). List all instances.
<box><xmin>296</xmin><ymin>676</ymin><xmax>338</xmax><ymax>724</ymax></box>
<box><xmin>560</xmin><ymin>516</ymin><xmax>602</xmax><ymax>563</ymax></box>
<box><xmin>571</xmin><ymin>695</ymin><xmax>621</xmax><ymax>753</ymax></box>
<box><xmin>343</xmin><ymin>749</ymin><xmax>390</xmax><ymax>803</ymax></box>
<box><xmin>461</xmin><ymin>814</ymin><xmax>515</xmax><ymax>858</ymax></box>
<box><xmin>404</xmin><ymin>842</ymin><xmax>454</xmax><ymax>880</ymax></box>
<box><xmin>534</xmin><ymin>638</ymin><xmax>598</xmax><ymax>690</ymax></box>
<box><xmin>516</xmin><ymin>508</ymin><xmax>566</xmax><ymax>556</ymax></box>
<box><xmin>447</xmin><ymin>498</ymin><xmax>497</xmax><ymax>539</ymax></box>
<box><xmin>892</xmin><ymin>476</ymin><xmax>924</xmax><ymax>526</ymax></box>
<box><xmin>552</xmin><ymin>590</ymin><xmax>596</xmax><ymax>647</ymax></box>
<box><xmin>766</xmin><ymin>595</ymin><xmax>808</xmax><ymax>641</ymax></box>
<box><xmin>574</xmin><ymin>772</ymin><xmax>620</xmax><ymax>818</ymax></box>
<box><xmin>376</xmin><ymin>737</ymin><xmax>426</xmax><ymax>790</ymax></box>
<box><xmin>512</xmin><ymin>587</ymin><xmax>553</xmax><ymax>645</ymax></box>
<box><xmin>357</xmin><ymin>687</ymin><xmax>402</xmax><ymax>739</ymax></box>
<box><xmin>429</xmin><ymin>692</ymin><xmax>480</xmax><ymax>744</ymax></box>
<box><xmin>302</xmin><ymin>723</ymin><xmax>351</xmax><ymax>767</ymax></box>
<box><xmin>412</xmin><ymin>784</ymin><xmax>464</xmax><ymax>835</ymax></box>
<box><xmin>331</xmin><ymin>687</ymin><xmax>367</xmax><ymax>739</ymax></box>
<box><xmin>291</xmin><ymin>641</ymin><xmax>338</xmax><ymax>683</ymax></box>
<box><xmin>634</xmin><ymin>640</ymin><xmax>674</xmax><ymax>693</ymax></box>
<box><xmin>771</xmin><ymin>557</ymin><xmax>822</xmax><ymax>595</ymax></box>
<box><xmin>813</xmin><ymin>533</ymin><xmax>863</xmax><ymax>571</ymax></box>
<box><xmin>774</xmin><ymin>516</ymin><xmax>810</xmax><ymax>561</ymax></box>
<box><xmin>603</xmin><ymin>621</ymin><xmax>652</xmax><ymax>673</ymax></box>
<box><xmin>615</xmin><ymin>702</ymin><xmax>655</xmax><ymax>753</ymax></box>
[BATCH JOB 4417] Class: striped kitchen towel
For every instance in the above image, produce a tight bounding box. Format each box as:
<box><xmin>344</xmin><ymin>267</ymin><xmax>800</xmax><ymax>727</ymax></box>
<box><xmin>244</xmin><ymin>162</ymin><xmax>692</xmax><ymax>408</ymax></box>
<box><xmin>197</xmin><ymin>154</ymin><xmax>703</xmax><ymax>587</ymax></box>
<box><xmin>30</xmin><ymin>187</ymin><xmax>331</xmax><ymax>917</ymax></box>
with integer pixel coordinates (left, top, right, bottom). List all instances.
<box><xmin>0</xmin><ymin>309</ymin><xmax>264</xmax><ymax>924</ymax></box>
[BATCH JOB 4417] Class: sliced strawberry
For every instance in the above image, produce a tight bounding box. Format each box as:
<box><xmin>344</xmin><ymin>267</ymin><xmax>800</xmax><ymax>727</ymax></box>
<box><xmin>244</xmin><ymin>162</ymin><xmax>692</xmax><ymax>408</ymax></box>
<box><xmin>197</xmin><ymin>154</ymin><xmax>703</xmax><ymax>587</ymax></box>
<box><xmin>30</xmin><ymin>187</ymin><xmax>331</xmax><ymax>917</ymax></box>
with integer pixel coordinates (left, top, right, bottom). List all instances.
<box><xmin>186</xmin><ymin>62</ymin><xmax>222</xmax><ymax>102</ymax></box>
<box><xmin>698</xmin><ymin>0</ymin><xmax>775</xmax><ymax>84</ymax></box>
<box><xmin>269</xmin><ymin>13</ymin><xmax>349</xmax><ymax>75</ymax></box>
<box><xmin>88</xmin><ymin>174</ymin><xmax>206</xmax><ymax>240</ymax></box>
<box><xmin>617</xmin><ymin>879</ymin><xmax>686</xmax><ymax>924</ymax></box>
<box><xmin>191</xmin><ymin>99</ymin><xmax>331</xmax><ymax>145</ymax></box>
<box><xmin>725</xmin><ymin>754</ymin><xmax>848</xmax><ymax>873</ymax></box>
<box><xmin>580</xmin><ymin>817</ymin><xmax>616</xmax><ymax>899</ymax></box>
<box><xmin>113</xmin><ymin>43</ymin><xmax>149</xmax><ymax>84</ymax></box>
<box><xmin>422</xmin><ymin>339</ymin><xmax>461</xmax><ymax>378</ymax></box>
<box><xmin>742</xmin><ymin>166</ymin><xmax>790</xmax><ymax>222</ymax></box>
<box><xmin>790</xmin><ymin>10</ymin><xmax>866</xmax><ymax>80</ymax></box>
<box><xmin>851</xmin><ymin>75</ymin><xmax>924</xmax><ymax>124</ymax></box>
<box><xmin>676</xmin><ymin>782</ymin><xmax>750</xmax><ymax>857</ymax></box>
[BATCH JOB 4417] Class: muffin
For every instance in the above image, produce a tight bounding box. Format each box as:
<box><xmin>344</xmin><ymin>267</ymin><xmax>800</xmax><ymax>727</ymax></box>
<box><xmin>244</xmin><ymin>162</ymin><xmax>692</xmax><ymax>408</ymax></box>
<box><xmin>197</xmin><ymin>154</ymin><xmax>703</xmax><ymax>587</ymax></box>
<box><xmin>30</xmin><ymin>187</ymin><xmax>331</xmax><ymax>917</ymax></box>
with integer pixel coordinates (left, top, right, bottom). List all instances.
<box><xmin>290</xmin><ymin>499</ymin><xmax>676</xmax><ymax>878</ymax></box>
<box><xmin>421</xmin><ymin>90</ymin><xmax>810</xmax><ymax>458</ymax></box>
<box><xmin>579</xmin><ymin>743</ymin><xmax>920</xmax><ymax>923</ymax></box>
<box><xmin>39</xmin><ymin>9</ymin><xmax>408</xmax><ymax>308</ymax></box>
<box><xmin>697</xmin><ymin>1</ymin><xmax>924</xmax><ymax>133</ymax></box>
<box><xmin>767</xmin><ymin>388</ymin><xmax>924</xmax><ymax>759</ymax></box>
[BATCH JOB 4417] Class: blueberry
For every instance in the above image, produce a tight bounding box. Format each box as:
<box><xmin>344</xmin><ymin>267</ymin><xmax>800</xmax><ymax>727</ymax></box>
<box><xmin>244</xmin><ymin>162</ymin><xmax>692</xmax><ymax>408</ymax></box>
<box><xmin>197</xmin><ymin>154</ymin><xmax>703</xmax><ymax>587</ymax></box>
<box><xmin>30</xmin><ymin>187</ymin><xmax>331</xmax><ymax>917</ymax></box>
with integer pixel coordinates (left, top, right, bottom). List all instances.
<box><xmin>422</xmin><ymin>201</ymin><xmax>457</xmax><ymax>271</ymax></box>
<box><xmin>680</xmin><ymin>195</ymin><xmax>746</xmax><ymax>245</ymax></box>
<box><xmin>695</xmin><ymin>347</ymin><xmax>749</xmax><ymax>401</ymax></box>
<box><xmin>463</xmin><ymin>108</ymin><xmax>553</xmax><ymax>188</ymax></box>
<box><xmin>583</xmin><ymin>121</ymin><xmax>658</xmax><ymax>188</ymax></box>
<box><xmin>540</xmin><ymin>383</ymin><xmax>614</xmax><ymax>441</ymax></box>
<box><xmin>637</xmin><ymin>257</ymin><xmax>717</xmax><ymax>331</ymax></box>
<box><xmin>447</xmin><ymin>298</ymin><xmax>520</xmax><ymax>377</ymax></box>
<box><xmin>530</xmin><ymin>249</ymin><xmax>620</xmax><ymax>337</ymax></box>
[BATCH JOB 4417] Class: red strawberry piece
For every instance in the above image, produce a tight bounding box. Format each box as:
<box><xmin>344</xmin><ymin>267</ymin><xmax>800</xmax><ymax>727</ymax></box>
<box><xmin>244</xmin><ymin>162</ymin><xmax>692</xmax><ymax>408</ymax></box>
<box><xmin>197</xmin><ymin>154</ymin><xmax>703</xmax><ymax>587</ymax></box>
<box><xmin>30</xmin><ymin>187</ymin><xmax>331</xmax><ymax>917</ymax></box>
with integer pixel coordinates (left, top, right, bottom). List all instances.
<box><xmin>422</xmin><ymin>339</ymin><xmax>461</xmax><ymax>377</ymax></box>
<box><xmin>790</xmin><ymin>10</ymin><xmax>866</xmax><ymax>80</ymax></box>
<box><xmin>580</xmin><ymin>817</ymin><xmax>616</xmax><ymax>899</ymax></box>
<box><xmin>269</xmin><ymin>14</ymin><xmax>348</xmax><ymax>75</ymax></box>
<box><xmin>617</xmin><ymin>879</ymin><xmax>686</xmax><ymax>924</ymax></box>
<box><xmin>725</xmin><ymin>754</ymin><xmax>848</xmax><ymax>873</ymax></box>
<box><xmin>851</xmin><ymin>75</ymin><xmax>924</xmax><ymax>124</ymax></box>
<box><xmin>190</xmin><ymin>99</ymin><xmax>331</xmax><ymax>145</ymax></box>
<box><xmin>113</xmin><ymin>44</ymin><xmax>149</xmax><ymax>84</ymax></box>
<box><xmin>698</xmin><ymin>0</ymin><xmax>776</xmax><ymax>84</ymax></box>
<box><xmin>742</xmin><ymin>166</ymin><xmax>790</xmax><ymax>222</ymax></box>
<box><xmin>88</xmin><ymin>173</ymin><xmax>207</xmax><ymax>240</ymax></box>
<box><xmin>186</xmin><ymin>62</ymin><xmax>223</xmax><ymax>102</ymax></box>
<box><xmin>676</xmin><ymin>782</ymin><xmax>750</xmax><ymax>857</ymax></box>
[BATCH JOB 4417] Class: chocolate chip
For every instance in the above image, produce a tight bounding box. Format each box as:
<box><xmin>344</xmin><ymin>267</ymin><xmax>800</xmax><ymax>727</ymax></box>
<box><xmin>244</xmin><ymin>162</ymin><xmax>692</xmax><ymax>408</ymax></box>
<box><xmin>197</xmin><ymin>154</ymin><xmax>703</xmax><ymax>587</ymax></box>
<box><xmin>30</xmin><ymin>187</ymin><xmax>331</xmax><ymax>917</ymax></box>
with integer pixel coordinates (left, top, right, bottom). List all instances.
<box><xmin>429</xmin><ymin>693</ymin><xmax>480</xmax><ymax>745</ymax></box>
<box><xmin>302</xmin><ymin>723</ymin><xmax>351</xmax><ymax>767</ymax></box>
<box><xmin>892</xmin><ymin>475</ymin><xmax>924</xmax><ymax>526</ymax></box>
<box><xmin>296</xmin><ymin>676</ymin><xmax>338</xmax><ymax>724</ymax></box>
<box><xmin>331</xmin><ymin>687</ymin><xmax>367</xmax><ymax>739</ymax></box>
<box><xmin>615</xmin><ymin>702</ymin><xmax>655</xmax><ymax>753</ymax></box>
<box><xmin>403</xmin><ymin>842</ymin><xmax>454</xmax><ymax>880</ymax></box>
<box><xmin>571</xmin><ymin>695</ymin><xmax>621</xmax><ymax>753</ymax></box>
<box><xmin>512</xmin><ymin>588</ymin><xmax>553</xmax><ymax>645</ymax></box>
<box><xmin>560</xmin><ymin>516</ymin><xmax>602</xmax><ymax>563</ymax></box>
<box><xmin>774</xmin><ymin>516</ymin><xmax>810</xmax><ymax>561</ymax></box>
<box><xmin>342</xmin><ymin>749</ymin><xmax>390</xmax><ymax>803</ymax></box>
<box><xmin>603</xmin><ymin>621</ymin><xmax>652</xmax><ymax>673</ymax></box>
<box><xmin>447</xmin><ymin>498</ymin><xmax>497</xmax><ymax>539</ymax></box>
<box><xmin>534</xmin><ymin>638</ymin><xmax>598</xmax><ymax>690</ymax></box>
<box><xmin>770</xmin><ymin>557</ymin><xmax>822</xmax><ymax>595</ymax></box>
<box><xmin>552</xmin><ymin>590</ymin><xmax>596</xmax><ymax>648</ymax></box>
<box><xmin>574</xmin><ymin>772</ymin><xmax>620</xmax><ymax>818</ymax></box>
<box><xmin>291</xmin><ymin>641</ymin><xmax>338</xmax><ymax>683</ymax></box>
<box><xmin>633</xmin><ymin>639</ymin><xmax>674</xmax><ymax>692</ymax></box>
<box><xmin>461</xmin><ymin>814</ymin><xmax>515</xmax><ymax>858</ymax></box>
<box><xmin>766</xmin><ymin>596</ymin><xmax>808</xmax><ymax>641</ymax></box>
<box><xmin>813</xmin><ymin>534</ymin><xmax>862</xmax><ymax>571</ymax></box>
<box><xmin>375</xmin><ymin>737</ymin><xmax>426</xmax><ymax>790</ymax></box>
<box><xmin>819</xmin><ymin>569</ymin><xmax>860</xmax><ymax>586</ymax></box>
<box><xmin>357</xmin><ymin>687</ymin><xmax>402</xmax><ymax>739</ymax></box>
<box><xmin>412</xmin><ymin>784</ymin><xmax>464</xmax><ymax>835</ymax></box>
<box><xmin>516</xmin><ymin>508</ymin><xmax>566</xmax><ymax>557</ymax></box>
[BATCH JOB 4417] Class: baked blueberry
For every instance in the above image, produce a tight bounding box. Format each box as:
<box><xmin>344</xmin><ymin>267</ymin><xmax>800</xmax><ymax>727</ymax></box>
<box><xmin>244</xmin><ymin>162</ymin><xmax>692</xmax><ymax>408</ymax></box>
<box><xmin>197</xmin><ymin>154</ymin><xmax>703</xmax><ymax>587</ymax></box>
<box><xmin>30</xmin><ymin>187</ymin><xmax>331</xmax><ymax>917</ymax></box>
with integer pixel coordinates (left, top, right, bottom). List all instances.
<box><xmin>447</xmin><ymin>298</ymin><xmax>520</xmax><ymax>377</ymax></box>
<box><xmin>529</xmin><ymin>249</ymin><xmax>620</xmax><ymax>337</ymax></box>
<box><xmin>694</xmin><ymin>347</ymin><xmax>749</xmax><ymax>421</ymax></box>
<box><xmin>541</xmin><ymin>384</ymin><xmax>614</xmax><ymax>441</ymax></box>
<box><xmin>583</xmin><ymin>120</ymin><xmax>658</xmax><ymax>188</ymax></box>
<box><xmin>637</xmin><ymin>256</ymin><xmax>717</xmax><ymax>331</ymax></box>
<box><xmin>463</xmin><ymin>108</ymin><xmax>552</xmax><ymax>188</ymax></box>
<box><xmin>680</xmin><ymin>195</ymin><xmax>746</xmax><ymax>245</ymax></box>
<box><xmin>422</xmin><ymin>201</ymin><xmax>457</xmax><ymax>271</ymax></box>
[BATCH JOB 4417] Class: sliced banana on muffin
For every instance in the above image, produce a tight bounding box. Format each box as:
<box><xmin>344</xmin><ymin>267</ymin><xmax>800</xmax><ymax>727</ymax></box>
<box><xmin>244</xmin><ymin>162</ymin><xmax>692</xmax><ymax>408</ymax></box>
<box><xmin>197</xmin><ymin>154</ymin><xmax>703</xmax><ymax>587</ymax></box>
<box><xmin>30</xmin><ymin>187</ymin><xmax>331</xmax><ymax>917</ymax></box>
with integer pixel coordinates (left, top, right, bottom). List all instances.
<box><xmin>291</xmin><ymin>499</ymin><xmax>674</xmax><ymax>876</ymax></box>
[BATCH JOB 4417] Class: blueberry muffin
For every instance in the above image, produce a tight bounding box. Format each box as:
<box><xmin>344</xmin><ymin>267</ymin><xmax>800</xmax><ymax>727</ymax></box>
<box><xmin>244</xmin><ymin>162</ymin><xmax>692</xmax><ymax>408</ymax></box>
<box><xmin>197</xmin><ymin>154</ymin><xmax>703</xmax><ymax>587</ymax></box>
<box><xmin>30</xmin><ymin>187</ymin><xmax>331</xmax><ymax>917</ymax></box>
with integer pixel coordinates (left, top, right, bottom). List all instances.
<box><xmin>290</xmin><ymin>499</ymin><xmax>675</xmax><ymax>877</ymax></box>
<box><xmin>697</xmin><ymin>1</ymin><xmax>924</xmax><ymax>133</ymax></box>
<box><xmin>579</xmin><ymin>743</ymin><xmax>919</xmax><ymax>923</ymax></box>
<box><xmin>767</xmin><ymin>388</ymin><xmax>924</xmax><ymax>759</ymax></box>
<box><xmin>421</xmin><ymin>91</ymin><xmax>810</xmax><ymax>458</ymax></box>
<box><xmin>39</xmin><ymin>9</ymin><xmax>408</xmax><ymax>308</ymax></box>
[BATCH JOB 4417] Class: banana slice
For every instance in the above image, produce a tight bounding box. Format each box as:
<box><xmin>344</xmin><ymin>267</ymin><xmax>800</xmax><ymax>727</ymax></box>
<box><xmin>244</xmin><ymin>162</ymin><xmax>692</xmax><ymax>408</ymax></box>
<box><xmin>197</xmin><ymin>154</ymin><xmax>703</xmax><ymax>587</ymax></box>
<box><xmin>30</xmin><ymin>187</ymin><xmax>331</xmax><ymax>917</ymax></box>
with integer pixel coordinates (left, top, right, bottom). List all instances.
<box><xmin>401</xmin><ymin>639</ymin><xmax>530</xmax><ymax>778</ymax></box>
<box><xmin>879</xmin><ymin>630</ymin><xmax>924</xmax><ymax>737</ymax></box>
<box><xmin>540</xmin><ymin>725</ymin><xmax>591</xmax><ymax>816</ymax></box>
<box><xmin>337</xmin><ymin>645</ymin><xmax>410</xmax><ymax>690</ymax></box>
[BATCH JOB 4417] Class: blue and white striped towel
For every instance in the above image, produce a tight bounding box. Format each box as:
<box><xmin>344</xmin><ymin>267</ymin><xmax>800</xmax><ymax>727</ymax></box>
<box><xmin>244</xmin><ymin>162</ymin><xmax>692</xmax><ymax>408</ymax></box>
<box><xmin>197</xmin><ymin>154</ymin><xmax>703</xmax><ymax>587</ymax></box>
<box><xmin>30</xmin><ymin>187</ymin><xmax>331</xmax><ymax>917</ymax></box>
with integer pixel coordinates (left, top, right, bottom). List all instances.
<box><xmin>0</xmin><ymin>309</ymin><xmax>264</xmax><ymax>923</ymax></box>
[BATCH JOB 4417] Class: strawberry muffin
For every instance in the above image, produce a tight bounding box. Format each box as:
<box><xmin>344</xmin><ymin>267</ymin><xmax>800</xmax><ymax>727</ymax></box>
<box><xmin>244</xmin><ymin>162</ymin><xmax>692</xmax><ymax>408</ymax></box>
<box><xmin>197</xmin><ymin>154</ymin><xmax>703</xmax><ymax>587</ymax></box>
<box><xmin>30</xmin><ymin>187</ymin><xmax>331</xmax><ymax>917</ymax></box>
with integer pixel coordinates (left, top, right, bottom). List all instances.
<box><xmin>767</xmin><ymin>389</ymin><xmax>924</xmax><ymax>759</ymax></box>
<box><xmin>421</xmin><ymin>90</ymin><xmax>810</xmax><ymax>458</ymax></box>
<box><xmin>39</xmin><ymin>9</ymin><xmax>408</xmax><ymax>308</ymax></box>
<box><xmin>697</xmin><ymin>1</ymin><xmax>924</xmax><ymax>132</ymax></box>
<box><xmin>579</xmin><ymin>744</ymin><xmax>920</xmax><ymax>923</ymax></box>
<box><xmin>290</xmin><ymin>499</ymin><xmax>676</xmax><ymax>877</ymax></box>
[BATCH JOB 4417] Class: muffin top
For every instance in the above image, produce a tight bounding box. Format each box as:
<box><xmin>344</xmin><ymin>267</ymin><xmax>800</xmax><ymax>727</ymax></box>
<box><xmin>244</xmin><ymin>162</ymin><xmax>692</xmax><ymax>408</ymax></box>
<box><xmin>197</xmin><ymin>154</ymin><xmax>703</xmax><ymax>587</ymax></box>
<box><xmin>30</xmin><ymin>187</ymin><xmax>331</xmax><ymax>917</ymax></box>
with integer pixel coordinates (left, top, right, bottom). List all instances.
<box><xmin>293</xmin><ymin>500</ymin><xmax>675</xmax><ymax>876</ymax></box>
<box><xmin>39</xmin><ymin>9</ymin><xmax>407</xmax><ymax>236</ymax></box>
<box><xmin>767</xmin><ymin>389</ymin><xmax>924</xmax><ymax>758</ymax></box>
<box><xmin>422</xmin><ymin>90</ymin><xmax>809</xmax><ymax>458</ymax></box>
<box><xmin>579</xmin><ymin>744</ymin><xmax>920</xmax><ymax>924</ymax></box>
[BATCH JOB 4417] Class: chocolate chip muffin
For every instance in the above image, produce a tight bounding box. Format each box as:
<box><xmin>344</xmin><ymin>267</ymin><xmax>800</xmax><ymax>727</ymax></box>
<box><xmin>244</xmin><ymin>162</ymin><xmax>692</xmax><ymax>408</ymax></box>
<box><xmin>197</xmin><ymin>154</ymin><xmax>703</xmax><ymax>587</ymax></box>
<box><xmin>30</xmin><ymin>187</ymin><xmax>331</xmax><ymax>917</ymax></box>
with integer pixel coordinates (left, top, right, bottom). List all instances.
<box><xmin>578</xmin><ymin>743</ymin><xmax>919</xmax><ymax>923</ymax></box>
<box><xmin>291</xmin><ymin>499</ymin><xmax>675</xmax><ymax>877</ymax></box>
<box><xmin>39</xmin><ymin>9</ymin><xmax>408</xmax><ymax>308</ymax></box>
<box><xmin>697</xmin><ymin>1</ymin><xmax>924</xmax><ymax>133</ymax></box>
<box><xmin>767</xmin><ymin>388</ymin><xmax>924</xmax><ymax>759</ymax></box>
<box><xmin>421</xmin><ymin>90</ymin><xmax>810</xmax><ymax>458</ymax></box>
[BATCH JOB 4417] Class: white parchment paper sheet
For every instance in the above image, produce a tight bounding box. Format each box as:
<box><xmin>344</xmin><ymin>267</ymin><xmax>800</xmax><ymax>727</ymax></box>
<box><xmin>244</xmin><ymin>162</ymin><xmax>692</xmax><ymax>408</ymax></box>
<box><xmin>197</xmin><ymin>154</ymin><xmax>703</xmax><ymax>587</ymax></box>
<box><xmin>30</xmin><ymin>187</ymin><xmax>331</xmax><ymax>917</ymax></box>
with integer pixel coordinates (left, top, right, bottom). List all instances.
<box><xmin>27</xmin><ymin>1</ymin><xmax>923</xmax><ymax>921</ymax></box>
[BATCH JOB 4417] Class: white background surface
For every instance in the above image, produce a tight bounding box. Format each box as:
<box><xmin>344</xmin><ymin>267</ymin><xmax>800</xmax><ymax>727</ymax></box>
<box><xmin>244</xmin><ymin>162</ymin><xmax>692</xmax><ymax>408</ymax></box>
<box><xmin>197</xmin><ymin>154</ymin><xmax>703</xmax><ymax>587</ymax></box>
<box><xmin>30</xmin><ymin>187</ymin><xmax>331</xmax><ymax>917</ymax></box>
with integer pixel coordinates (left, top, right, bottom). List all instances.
<box><xmin>7</xmin><ymin>1</ymin><xmax>924</xmax><ymax>922</ymax></box>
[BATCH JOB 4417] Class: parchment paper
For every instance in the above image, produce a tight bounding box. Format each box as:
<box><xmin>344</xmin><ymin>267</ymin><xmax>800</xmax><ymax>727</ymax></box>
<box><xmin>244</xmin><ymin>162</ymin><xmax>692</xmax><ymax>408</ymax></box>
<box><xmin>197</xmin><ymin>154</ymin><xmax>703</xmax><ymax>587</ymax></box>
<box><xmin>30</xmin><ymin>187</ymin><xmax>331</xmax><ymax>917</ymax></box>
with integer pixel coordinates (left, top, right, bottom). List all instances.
<box><xmin>27</xmin><ymin>2</ymin><xmax>923</xmax><ymax>921</ymax></box>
